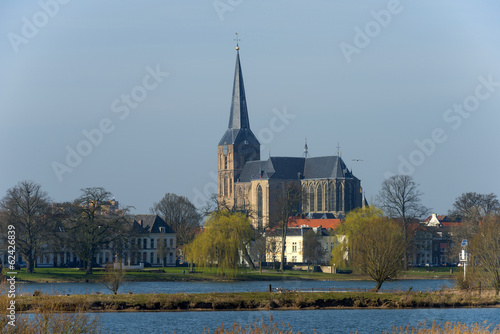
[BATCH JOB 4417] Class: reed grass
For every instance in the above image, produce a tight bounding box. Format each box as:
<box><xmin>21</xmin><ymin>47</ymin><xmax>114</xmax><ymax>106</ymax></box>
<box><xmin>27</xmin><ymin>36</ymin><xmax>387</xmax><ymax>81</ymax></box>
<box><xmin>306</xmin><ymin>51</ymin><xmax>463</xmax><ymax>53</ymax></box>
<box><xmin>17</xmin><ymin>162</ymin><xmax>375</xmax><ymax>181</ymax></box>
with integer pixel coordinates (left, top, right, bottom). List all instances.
<box><xmin>388</xmin><ymin>319</ymin><xmax>500</xmax><ymax>334</ymax></box>
<box><xmin>0</xmin><ymin>279</ymin><xmax>102</xmax><ymax>333</ymax></box>
<box><xmin>203</xmin><ymin>316</ymin><xmax>500</xmax><ymax>334</ymax></box>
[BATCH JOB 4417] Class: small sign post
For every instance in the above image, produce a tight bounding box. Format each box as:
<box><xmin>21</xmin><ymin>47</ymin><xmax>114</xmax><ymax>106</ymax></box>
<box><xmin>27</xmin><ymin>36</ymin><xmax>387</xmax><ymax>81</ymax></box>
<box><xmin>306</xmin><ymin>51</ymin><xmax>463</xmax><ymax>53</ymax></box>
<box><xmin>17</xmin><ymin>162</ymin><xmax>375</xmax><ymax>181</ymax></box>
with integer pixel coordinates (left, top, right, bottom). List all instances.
<box><xmin>459</xmin><ymin>239</ymin><xmax>468</xmax><ymax>281</ymax></box>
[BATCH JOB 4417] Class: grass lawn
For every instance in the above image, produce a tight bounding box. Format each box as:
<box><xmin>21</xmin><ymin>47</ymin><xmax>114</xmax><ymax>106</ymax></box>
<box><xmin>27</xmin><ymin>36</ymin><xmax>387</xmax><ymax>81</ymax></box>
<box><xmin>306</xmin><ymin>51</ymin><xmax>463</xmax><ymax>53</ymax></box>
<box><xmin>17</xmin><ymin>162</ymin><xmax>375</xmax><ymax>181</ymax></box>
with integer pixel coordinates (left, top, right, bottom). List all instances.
<box><xmin>2</xmin><ymin>265</ymin><xmax>455</xmax><ymax>283</ymax></box>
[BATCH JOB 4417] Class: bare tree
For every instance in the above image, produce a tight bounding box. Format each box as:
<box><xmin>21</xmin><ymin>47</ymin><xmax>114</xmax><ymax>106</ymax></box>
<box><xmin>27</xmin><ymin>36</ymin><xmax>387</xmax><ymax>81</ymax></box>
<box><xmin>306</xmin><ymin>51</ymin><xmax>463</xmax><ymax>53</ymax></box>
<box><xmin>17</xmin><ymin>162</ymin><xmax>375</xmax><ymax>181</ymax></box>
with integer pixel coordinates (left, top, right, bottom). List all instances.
<box><xmin>376</xmin><ymin>175</ymin><xmax>429</xmax><ymax>270</ymax></box>
<box><xmin>303</xmin><ymin>229</ymin><xmax>325</xmax><ymax>271</ymax></box>
<box><xmin>0</xmin><ymin>181</ymin><xmax>51</xmax><ymax>273</ymax></box>
<box><xmin>472</xmin><ymin>215</ymin><xmax>500</xmax><ymax>295</ymax></box>
<box><xmin>269</xmin><ymin>183</ymin><xmax>302</xmax><ymax>271</ymax></box>
<box><xmin>449</xmin><ymin>192</ymin><xmax>499</xmax><ymax>232</ymax></box>
<box><xmin>155</xmin><ymin>238</ymin><xmax>170</xmax><ymax>268</ymax></box>
<box><xmin>151</xmin><ymin>193</ymin><xmax>201</xmax><ymax>247</ymax></box>
<box><xmin>449</xmin><ymin>192</ymin><xmax>500</xmax><ymax>270</ymax></box>
<box><xmin>102</xmin><ymin>264</ymin><xmax>125</xmax><ymax>295</ymax></box>
<box><xmin>64</xmin><ymin>187</ymin><xmax>129</xmax><ymax>275</ymax></box>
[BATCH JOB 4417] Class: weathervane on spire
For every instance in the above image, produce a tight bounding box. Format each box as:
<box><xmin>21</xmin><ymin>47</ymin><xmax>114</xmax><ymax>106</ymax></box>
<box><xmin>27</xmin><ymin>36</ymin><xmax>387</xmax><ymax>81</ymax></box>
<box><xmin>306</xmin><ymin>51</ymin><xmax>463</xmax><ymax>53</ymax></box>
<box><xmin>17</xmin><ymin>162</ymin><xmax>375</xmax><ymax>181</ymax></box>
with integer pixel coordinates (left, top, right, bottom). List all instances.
<box><xmin>234</xmin><ymin>32</ymin><xmax>240</xmax><ymax>50</ymax></box>
<box><xmin>304</xmin><ymin>138</ymin><xmax>309</xmax><ymax>158</ymax></box>
<box><xmin>336</xmin><ymin>142</ymin><xmax>341</xmax><ymax>157</ymax></box>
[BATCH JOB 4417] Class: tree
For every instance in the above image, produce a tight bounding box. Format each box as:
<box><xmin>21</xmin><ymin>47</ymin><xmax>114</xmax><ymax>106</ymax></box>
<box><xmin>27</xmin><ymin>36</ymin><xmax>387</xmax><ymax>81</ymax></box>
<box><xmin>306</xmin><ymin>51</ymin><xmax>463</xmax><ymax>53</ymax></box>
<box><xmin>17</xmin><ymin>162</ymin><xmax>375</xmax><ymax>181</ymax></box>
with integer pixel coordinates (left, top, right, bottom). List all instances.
<box><xmin>0</xmin><ymin>181</ymin><xmax>51</xmax><ymax>273</ymax></box>
<box><xmin>333</xmin><ymin>206</ymin><xmax>406</xmax><ymax>291</ymax></box>
<box><xmin>376</xmin><ymin>175</ymin><xmax>429</xmax><ymax>270</ymax></box>
<box><xmin>269</xmin><ymin>183</ymin><xmax>302</xmax><ymax>271</ymax></box>
<box><xmin>186</xmin><ymin>211</ymin><xmax>253</xmax><ymax>276</ymax></box>
<box><xmin>302</xmin><ymin>229</ymin><xmax>325</xmax><ymax>271</ymax></box>
<box><xmin>102</xmin><ymin>264</ymin><xmax>125</xmax><ymax>295</ymax></box>
<box><xmin>471</xmin><ymin>215</ymin><xmax>500</xmax><ymax>295</ymax></box>
<box><xmin>155</xmin><ymin>238</ymin><xmax>170</xmax><ymax>268</ymax></box>
<box><xmin>151</xmin><ymin>193</ymin><xmax>201</xmax><ymax>247</ymax></box>
<box><xmin>449</xmin><ymin>192</ymin><xmax>500</xmax><ymax>267</ymax></box>
<box><xmin>449</xmin><ymin>192</ymin><xmax>499</xmax><ymax>234</ymax></box>
<box><xmin>64</xmin><ymin>187</ymin><xmax>129</xmax><ymax>275</ymax></box>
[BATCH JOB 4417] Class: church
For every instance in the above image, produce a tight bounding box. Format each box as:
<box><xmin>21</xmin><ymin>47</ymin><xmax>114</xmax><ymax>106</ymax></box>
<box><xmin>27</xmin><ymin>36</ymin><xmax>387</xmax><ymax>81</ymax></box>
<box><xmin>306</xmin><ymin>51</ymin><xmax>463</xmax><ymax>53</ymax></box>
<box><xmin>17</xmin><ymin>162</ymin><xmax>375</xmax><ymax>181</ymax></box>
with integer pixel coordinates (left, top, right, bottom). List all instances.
<box><xmin>218</xmin><ymin>45</ymin><xmax>364</xmax><ymax>229</ymax></box>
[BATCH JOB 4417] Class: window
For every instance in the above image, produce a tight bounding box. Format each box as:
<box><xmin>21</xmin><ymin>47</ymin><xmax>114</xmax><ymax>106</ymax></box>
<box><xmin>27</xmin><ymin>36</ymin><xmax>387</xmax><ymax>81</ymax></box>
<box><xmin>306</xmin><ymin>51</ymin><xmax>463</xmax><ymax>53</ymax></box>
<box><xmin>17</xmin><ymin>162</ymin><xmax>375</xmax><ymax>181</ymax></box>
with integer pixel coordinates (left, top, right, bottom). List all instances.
<box><xmin>309</xmin><ymin>185</ymin><xmax>315</xmax><ymax>211</ymax></box>
<box><xmin>151</xmin><ymin>238</ymin><xmax>155</xmax><ymax>249</ymax></box>
<box><xmin>257</xmin><ymin>184</ymin><xmax>263</xmax><ymax>230</ymax></box>
<box><xmin>150</xmin><ymin>252</ymin><xmax>154</xmax><ymax>263</ymax></box>
<box><xmin>224</xmin><ymin>156</ymin><xmax>228</xmax><ymax>169</ymax></box>
<box><xmin>292</xmin><ymin>256</ymin><xmax>297</xmax><ymax>263</ymax></box>
<box><xmin>328</xmin><ymin>183</ymin><xmax>335</xmax><ymax>211</ymax></box>
<box><xmin>317</xmin><ymin>185</ymin><xmax>323</xmax><ymax>211</ymax></box>
<box><xmin>292</xmin><ymin>242</ymin><xmax>297</xmax><ymax>252</ymax></box>
<box><xmin>170</xmin><ymin>238</ymin><xmax>173</xmax><ymax>247</ymax></box>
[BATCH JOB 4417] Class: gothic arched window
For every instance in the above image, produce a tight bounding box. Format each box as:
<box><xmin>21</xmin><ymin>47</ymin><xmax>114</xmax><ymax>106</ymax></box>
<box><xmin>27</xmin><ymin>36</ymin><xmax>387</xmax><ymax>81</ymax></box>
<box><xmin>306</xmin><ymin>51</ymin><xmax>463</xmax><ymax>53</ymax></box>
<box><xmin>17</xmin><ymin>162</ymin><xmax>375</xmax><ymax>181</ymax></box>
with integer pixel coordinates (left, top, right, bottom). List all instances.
<box><xmin>309</xmin><ymin>185</ymin><xmax>315</xmax><ymax>212</ymax></box>
<box><xmin>328</xmin><ymin>182</ymin><xmax>335</xmax><ymax>211</ymax></box>
<box><xmin>317</xmin><ymin>184</ymin><xmax>323</xmax><ymax>212</ymax></box>
<box><xmin>224</xmin><ymin>176</ymin><xmax>228</xmax><ymax>198</ymax></box>
<box><xmin>257</xmin><ymin>185</ymin><xmax>263</xmax><ymax>230</ymax></box>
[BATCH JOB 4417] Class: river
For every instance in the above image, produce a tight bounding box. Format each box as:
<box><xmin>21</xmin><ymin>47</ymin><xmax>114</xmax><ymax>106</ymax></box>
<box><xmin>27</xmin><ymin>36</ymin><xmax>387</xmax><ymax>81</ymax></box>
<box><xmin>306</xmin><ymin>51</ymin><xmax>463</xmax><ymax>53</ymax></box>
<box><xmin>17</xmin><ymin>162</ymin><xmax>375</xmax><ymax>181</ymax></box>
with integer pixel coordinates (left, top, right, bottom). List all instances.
<box><xmin>18</xmin><ymin>279</ymin><xmax>453</xmax><ymax>295</ymax></box>
<box><xmin>91</xmin><ymin>308</ymin><xmax>500</xmax><ymax>333</ymax></box>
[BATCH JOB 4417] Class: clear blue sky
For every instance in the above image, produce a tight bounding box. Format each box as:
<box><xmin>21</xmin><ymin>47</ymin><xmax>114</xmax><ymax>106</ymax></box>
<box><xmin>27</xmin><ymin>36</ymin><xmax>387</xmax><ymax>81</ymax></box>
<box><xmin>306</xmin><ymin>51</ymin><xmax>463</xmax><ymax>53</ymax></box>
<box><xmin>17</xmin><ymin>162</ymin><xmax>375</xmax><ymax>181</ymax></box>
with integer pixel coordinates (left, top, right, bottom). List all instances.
<box><xmin>1</xmin><ymin>1</ymin><xmax>499</xmax><ymax>216</ymax></box>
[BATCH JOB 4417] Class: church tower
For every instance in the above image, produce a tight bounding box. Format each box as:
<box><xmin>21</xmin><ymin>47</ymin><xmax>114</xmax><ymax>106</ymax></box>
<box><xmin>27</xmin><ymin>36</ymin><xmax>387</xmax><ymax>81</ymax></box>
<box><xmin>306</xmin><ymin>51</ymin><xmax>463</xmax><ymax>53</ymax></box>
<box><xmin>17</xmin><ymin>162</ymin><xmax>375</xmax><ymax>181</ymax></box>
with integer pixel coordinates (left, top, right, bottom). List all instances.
<box><xmin>218</xmin><ymin>45</ymin><xmax>260</xmax><ymax>209</ymax></box>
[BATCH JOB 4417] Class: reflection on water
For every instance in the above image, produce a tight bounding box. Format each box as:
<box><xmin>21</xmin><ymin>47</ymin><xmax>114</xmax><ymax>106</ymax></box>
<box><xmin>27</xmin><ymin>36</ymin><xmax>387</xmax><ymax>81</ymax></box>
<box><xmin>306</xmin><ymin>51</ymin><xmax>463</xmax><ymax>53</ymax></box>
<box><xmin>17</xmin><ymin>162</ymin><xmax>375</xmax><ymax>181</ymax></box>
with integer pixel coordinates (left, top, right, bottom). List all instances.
<box><xmin>18</xmin><ymin>279</ymin><xmax>453</xmax><ymax>295</ymax></box>
<box><xmin>94</xmin><ymin>308</ymin><xmax>500</xmax><ymax>334</ymax></box>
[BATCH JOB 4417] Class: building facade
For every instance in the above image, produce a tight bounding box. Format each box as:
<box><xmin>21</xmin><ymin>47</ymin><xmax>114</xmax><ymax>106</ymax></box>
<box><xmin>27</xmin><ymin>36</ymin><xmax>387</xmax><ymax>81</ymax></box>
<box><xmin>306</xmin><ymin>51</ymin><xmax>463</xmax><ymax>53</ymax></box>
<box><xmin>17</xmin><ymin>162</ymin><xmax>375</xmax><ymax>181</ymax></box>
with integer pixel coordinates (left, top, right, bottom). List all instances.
<box><xmin>0</xmin><ymin>214</ymin><xmax>177</xmax><ymax>269</ymax></box>
<box><xmin>218</xmin><ymin>46</ymin><xmax>364</xmax><ymax>228</ymax></box>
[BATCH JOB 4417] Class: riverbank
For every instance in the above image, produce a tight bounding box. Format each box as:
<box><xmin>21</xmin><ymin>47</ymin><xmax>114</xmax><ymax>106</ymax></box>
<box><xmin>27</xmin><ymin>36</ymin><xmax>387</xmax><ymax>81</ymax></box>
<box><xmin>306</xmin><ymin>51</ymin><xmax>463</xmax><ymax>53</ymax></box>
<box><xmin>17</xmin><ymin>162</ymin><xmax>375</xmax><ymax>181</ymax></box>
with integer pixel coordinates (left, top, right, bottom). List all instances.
<box><xmin>4</xmin><ymin>267</ymin><xmax>455</xmax><ymax>283</ymax></box>
<box><xmin>12</xmin><ymin>290</ymin><xmax>500</xmax><ymax>313</ymax></box>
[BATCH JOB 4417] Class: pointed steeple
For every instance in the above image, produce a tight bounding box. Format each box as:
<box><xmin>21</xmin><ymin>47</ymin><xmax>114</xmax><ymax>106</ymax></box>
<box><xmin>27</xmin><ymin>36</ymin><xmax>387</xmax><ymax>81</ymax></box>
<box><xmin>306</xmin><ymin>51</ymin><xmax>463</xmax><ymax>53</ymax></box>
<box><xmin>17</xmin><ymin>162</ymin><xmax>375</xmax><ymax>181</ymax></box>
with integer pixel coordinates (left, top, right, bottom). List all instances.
<box><xmin>219</xmin><ymin>45</ymin><xmax>260</xmax><ymax>148</ymax></box>
<box><xmin>227</xmin><ymin>48</ymin><xmax>250</xmax><ymax>130</ymax></box>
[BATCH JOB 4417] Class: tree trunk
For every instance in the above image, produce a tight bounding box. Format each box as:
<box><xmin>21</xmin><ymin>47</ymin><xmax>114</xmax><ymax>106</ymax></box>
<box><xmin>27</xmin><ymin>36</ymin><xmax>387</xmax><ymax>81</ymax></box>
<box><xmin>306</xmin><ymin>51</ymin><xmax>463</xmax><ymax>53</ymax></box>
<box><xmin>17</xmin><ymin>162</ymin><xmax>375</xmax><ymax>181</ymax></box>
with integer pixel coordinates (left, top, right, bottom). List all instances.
<box><xmin>86</xmin><ymin>261</ymin><xmax>93</xmax><ymax>275</ymax></box>
<box><xmin>27</xmin><ymin>253</ymin><xmax>35</xmax><ymax>274</ymax></box>
<box><xmin>280</xmin><ymin>224</ymin><xmax>287</xmax><ymax>272</ymax></box>
<box><xmin>374</xmin><ymin>281</ymin><xmax>383</xmax><ymax>292</ymax></box>
<box><xmin>242</xmin><ymin>246</ymin><xmax>256</xmax><ymax>270</ymax></box>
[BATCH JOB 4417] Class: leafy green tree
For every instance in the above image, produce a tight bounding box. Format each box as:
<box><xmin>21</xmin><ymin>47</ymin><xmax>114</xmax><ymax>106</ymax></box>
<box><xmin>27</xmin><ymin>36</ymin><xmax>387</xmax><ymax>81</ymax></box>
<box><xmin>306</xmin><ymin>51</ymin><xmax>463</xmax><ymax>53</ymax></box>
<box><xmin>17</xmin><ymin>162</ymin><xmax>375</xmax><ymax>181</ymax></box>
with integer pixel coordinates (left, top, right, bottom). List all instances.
<box><xmin>332</xmin><ymin>206</ymin><xmax>406</xmax><ymax>291</ymax></box>
<box><xmin>0</xmin><ymin>181</ymin><xmax>51</xmax><ymax>273</ymax></box>
<box><xmin>187</xmin><ymin>211</ymin><xmax>253</xmax><ymax>276</ymax></box>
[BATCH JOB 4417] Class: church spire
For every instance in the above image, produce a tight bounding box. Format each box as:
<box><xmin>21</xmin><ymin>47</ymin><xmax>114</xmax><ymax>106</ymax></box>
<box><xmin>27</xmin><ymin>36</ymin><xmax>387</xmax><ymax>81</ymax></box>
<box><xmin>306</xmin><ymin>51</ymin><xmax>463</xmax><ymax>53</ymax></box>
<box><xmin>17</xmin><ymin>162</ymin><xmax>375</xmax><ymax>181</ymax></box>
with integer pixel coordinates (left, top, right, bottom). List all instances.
<box><xmin>219</xmin><ymin>38</ymin><xmax>260</xmax><ymax>148</ymax></box>
<box><xmin>227</xmin><ymin>44</ymin><xmax>249</xmax><ymax>130</ymax></box>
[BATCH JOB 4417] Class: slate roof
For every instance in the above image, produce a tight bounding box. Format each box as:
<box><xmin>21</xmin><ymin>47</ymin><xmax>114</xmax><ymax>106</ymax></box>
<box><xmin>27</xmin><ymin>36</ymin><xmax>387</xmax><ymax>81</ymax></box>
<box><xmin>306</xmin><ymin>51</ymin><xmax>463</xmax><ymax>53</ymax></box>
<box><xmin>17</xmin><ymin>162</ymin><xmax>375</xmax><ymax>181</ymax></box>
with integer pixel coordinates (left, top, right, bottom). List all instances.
<box><xmin>219</xmin><ymin>49</ymin><xmax>260</xmax><ymax>147</ymax></box>
<box><xmin>133</xmin><ymin>214</ymin><xmax>176</xmax><ymax>234</ymax></box>
<box><xmin>238</xmin><ymin>156</ymin><xmax>357</xmax><ymax>182</ymax></box>
<box><xmin>268</xmin><ymin>226</ymin><xmax>331</xmax><ymax>237</ymax></box>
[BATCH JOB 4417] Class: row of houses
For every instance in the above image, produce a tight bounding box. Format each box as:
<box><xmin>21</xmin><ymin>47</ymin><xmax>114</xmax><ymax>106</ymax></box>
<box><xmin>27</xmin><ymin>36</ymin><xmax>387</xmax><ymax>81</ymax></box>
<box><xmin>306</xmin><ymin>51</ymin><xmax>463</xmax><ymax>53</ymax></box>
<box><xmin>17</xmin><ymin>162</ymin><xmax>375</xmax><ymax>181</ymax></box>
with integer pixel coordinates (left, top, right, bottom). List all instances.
<box><xmin>262</xmin><ymin>213</ymin><xmax>461</xmax><ymax>268</ymax></box>
<box><xmin>1</xmin><ymin>214</ymin><xmax>177</xmax><ymax>269</ymax></box>
<box><xmin>2</xmin><ymin>209</ymin><xmax>460</xmax><ymax>270</ymax></box>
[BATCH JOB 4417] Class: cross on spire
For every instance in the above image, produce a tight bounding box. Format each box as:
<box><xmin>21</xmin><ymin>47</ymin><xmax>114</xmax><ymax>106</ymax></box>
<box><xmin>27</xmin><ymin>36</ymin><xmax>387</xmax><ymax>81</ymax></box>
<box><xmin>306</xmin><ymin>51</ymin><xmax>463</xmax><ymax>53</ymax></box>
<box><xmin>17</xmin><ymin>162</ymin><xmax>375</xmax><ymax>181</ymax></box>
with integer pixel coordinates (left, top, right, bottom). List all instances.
<box><xmin>234</xmin><ymin>32</ymin><xmax>240</xmax><ymax>50</ymax></box>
